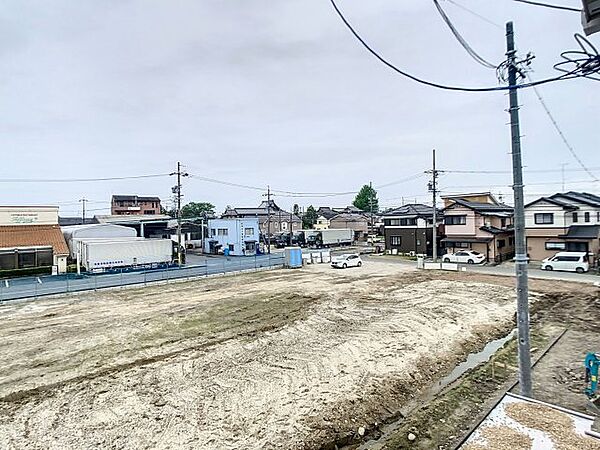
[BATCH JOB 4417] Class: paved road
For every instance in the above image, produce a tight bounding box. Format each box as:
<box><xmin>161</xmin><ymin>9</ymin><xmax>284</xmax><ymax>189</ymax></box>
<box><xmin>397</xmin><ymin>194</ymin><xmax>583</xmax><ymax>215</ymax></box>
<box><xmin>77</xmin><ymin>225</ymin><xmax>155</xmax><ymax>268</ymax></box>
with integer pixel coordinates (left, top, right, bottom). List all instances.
<box><xmin>0</xmin><ymin>254</ymin><xmax>285</xmax><ymax>302</ymax></box>
<box><xmin>367</xmin><ymin>255</ymin><xmax>600</xmax><ymax>284</ymax></box>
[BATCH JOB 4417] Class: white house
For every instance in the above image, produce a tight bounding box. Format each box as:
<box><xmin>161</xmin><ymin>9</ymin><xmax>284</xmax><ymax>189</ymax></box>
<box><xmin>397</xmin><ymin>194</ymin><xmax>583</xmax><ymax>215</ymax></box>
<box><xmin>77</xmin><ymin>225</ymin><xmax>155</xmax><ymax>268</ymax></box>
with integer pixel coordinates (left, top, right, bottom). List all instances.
<box><xmin>204</xmin><ymin>218</ymin><xmax>260</xmax><ymax>256</ymax></box>
<box><xmin>525</xmin><ymin>191</ymin><xmax>600</xmax><ymax>262</ymax></box>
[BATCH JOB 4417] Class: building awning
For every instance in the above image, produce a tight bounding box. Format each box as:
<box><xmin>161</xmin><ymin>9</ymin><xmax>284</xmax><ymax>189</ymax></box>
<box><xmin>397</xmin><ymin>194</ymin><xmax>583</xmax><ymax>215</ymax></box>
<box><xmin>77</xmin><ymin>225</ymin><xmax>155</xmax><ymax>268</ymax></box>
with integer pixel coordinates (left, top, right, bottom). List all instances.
<box><xmin>441</xmin><ymin>237</ymin><xmax>493</xmax><ymax>244</ymax></box>
<box><xmin>558</xmin><ymin>225</ymin><xmax>600</xmax><ymax>240</ymax></box>
<box><xmin>0</xmin><ymin>225</ymin><xmax>69</xmax><ymax>255</ymax></box>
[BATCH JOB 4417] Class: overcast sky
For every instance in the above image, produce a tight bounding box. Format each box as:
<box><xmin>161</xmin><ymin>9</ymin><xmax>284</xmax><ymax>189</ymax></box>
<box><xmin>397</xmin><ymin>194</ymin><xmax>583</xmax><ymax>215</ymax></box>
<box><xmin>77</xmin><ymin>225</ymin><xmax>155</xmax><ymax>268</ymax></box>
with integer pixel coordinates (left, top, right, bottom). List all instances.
<box><xmin>1</xmin><ymin>0</ymin><xmax>598</xmax><ymax>215</ymax></box>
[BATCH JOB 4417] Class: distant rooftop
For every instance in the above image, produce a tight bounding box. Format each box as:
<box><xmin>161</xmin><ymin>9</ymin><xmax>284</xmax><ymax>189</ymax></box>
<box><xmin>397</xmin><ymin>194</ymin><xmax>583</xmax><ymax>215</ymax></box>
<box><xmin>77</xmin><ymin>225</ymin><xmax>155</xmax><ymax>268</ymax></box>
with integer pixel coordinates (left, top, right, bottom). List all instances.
<box><xmin>112</xmin><ymin>195</ymin><xmax>161</xmax><ymax>203</ymax></box>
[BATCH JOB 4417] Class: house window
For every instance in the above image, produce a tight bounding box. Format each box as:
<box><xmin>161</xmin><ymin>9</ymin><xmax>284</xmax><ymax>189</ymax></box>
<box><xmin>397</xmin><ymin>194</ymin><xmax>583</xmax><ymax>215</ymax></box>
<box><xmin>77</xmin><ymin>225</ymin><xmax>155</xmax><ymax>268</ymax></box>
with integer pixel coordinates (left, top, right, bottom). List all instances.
<box><xmin>210</xmin><ymin>228</ymin><xmax>216</xmax><ymax>236</ymax></box>
<box><xmin>566</xmin><ymin>242</ymin><xmax>587</xmax><ymax>252</ymax></box>
<box><xmin>444</xmin><ymin>215</ymin><xmax>466</xmax><ymax>225</ymax></box>
<box><xmin>584</xmin><ymin>212</ymin><xmax>590</xmax><ymax>222</ymax></box>
<box><xmin>509</xmin><ymin>237</ymin><xmax>514</xmax><ymax>246</ymax></box>
<box><xmin>399</xmin><ymin>218</ymin><xmax>417</xmax><ymax>226</ymax></box>
<box><xmin>450</xmin><ymin>242</ymin><xmax>470</xmax><ymax>248</ymax></box>
<box><xmin>229</xmin><ymin>244</ymin><xmax>235</xmax><ymax>252</ymax></box>
<box><xmin>244</xmin><ymin>228</ymin><xmax>254</xmax><ymax>236</ymax></box>
<box><xmin>217</xmin><ymin>228</ymin><xmax>228</xmax><ymax>236</ymax></box>
<box><xmin>386</xmin><ymin>219</ymin><xmax>400</xmax><ymax>226</ymax></box>
<box><xmin>545</xmin><ymin>242</ymin><xmax>566</xmax><ymax>250</ymax></box>
<box><xmin>497</xmin><ymin>239</ymin><xmax>506</xmax><ymax>249</ymax></box>
<box><xmin>501</xmin><ymin>218</ymin><xmax>506</xmax><ymax>228</ymax></box>
<box><xmin>597</xmin><ymin>211</ymin><xmax>600</xmax><ymax>222</ymax></box>
<box><xmin>390</xmin><ymin>236</ymin><xmax>402</xmax><ymax>246</ymax></box>
<box><xmin>534</xmin><ymin>213</ymin><xmax>554</xmax><ymax>224</ymax></box>
<box><xmin>572</xmin><ymin>212</ymin><xmax>578</xmax><ymax>223</ymax></box>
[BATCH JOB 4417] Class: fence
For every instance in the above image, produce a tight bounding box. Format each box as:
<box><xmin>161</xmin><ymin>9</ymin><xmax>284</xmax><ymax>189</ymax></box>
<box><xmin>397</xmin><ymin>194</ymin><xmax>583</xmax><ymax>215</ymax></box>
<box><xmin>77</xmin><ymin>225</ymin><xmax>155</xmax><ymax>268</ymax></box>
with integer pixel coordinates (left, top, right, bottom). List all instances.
<box><xmin>0</xmin><ymin>254</ymin><xmax>285</xmax><ymax>303</ymax></box>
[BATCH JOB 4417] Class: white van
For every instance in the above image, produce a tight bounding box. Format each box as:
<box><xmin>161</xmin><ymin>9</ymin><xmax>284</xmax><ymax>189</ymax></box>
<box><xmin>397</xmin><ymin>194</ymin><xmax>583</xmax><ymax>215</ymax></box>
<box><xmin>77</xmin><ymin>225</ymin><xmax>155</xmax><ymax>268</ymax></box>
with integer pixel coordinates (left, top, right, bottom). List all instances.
<box><xmin>541</xmin><ymin>252</ymin><xmax>589</xmax><ymax>273</ymax></box>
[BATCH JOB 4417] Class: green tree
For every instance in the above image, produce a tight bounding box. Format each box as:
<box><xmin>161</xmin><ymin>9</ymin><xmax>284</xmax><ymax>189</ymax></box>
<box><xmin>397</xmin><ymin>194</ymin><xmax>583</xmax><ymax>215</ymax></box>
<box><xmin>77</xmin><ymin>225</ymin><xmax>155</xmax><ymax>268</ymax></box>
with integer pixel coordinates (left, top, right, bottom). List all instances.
<box><xmin>180</xmin><ymin>202</ymin><xmax>215</xmax><ymax>219</ymax></box>
<box><xmin>302</xmin><ymin>205</ymin><xmax>317</xmax><ymax>229</ymax></box>
<box><xmin>293</xmin><ymin>204</ymin><xmax>300</xmax><ymax>215</ymax></box>
<box><xmin>353</xmin><ymin>185</ymin><xmax>378</xmax><ymax>212</ymax></box>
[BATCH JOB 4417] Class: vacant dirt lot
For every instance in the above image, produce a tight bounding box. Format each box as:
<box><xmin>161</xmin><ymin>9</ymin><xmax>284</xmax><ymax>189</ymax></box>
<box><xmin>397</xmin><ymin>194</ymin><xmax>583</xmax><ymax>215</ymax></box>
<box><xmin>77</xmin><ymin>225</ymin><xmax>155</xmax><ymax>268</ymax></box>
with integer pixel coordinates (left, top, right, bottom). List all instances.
<box><xmin>0</xmin><ymin>260</ymin><xmax>539</xmax><ymax>449</ymax></box>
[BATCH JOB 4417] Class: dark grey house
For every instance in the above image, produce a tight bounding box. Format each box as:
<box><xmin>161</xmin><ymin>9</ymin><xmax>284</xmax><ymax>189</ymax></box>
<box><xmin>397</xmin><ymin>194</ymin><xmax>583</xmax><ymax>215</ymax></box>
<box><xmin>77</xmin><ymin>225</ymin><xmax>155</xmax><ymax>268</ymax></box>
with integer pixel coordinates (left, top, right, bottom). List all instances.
<box><xmin>382</xmin><ymin>204</ymin><xmax>443</xmax><ymax>256</ymax></box>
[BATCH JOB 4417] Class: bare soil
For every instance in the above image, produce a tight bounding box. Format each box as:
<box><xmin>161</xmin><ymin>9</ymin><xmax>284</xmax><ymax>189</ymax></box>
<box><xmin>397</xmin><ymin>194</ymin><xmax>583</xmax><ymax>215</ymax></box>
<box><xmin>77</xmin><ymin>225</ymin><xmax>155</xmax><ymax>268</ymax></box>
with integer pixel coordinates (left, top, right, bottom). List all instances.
<box><xmin>0</xmin><ymin>260</ymin><xmax>593</xmax><ymax>449</ymax></box>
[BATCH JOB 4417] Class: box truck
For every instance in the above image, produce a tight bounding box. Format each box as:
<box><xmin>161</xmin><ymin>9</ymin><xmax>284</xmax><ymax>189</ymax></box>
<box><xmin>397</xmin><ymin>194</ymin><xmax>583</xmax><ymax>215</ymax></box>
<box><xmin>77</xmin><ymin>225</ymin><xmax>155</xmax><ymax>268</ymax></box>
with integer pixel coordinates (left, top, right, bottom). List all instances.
<box><xmin>307</xmin><ymin>229</ymin><xmax>353</xmax><ymax>248</ymax></box>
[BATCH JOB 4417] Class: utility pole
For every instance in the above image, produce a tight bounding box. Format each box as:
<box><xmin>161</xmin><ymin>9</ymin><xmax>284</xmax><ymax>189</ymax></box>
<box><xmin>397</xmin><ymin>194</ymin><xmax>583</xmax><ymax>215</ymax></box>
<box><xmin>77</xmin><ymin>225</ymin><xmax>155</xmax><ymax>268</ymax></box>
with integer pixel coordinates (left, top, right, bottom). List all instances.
<box><xmin>170</xmin><ymin>162</ymin><xmax>189</xmax><ymax>266</ymax></box>
<box><xmin>560</xmin><ymin>163</ymin><xmax>568</xmax><ymax>192</ymax></box>
<box><xmin>507</xmin><ymin>21</ymin><xmax>532</xmax><ymax>398</ymax></box>
<box><xmin>79</xmin><ymin>198</ymin><xmax>88</xmax><ymax>225</ymax></box>
<box><xmin>426</xmin><ymin>149</ymin><xmax>440</xmax><ymax>261</ymax></box>
<box><xmin>369</xmin><ymin>181</ymin><xmax>374</xmax><ymax>237</ymax></box>
<box><xmin>263</xmin><ymin>186</ymin><xmax>272</xmax><ymax>254</ymax></box>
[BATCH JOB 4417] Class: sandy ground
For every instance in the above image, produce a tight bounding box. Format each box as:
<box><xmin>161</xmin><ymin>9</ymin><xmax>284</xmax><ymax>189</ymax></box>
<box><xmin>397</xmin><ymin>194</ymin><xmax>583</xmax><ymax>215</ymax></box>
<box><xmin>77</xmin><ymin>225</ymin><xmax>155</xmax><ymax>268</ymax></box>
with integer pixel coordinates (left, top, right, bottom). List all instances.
<box><xmin>0</xmin><ymin>260</ymin><xmax>526</xmax><ymax>449</ymax></box>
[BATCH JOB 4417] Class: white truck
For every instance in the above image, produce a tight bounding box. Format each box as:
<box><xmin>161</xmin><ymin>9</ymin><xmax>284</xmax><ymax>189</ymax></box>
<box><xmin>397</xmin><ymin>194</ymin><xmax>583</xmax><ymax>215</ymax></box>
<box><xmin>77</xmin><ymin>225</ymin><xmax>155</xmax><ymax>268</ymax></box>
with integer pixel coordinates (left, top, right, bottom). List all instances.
<box><xmin>307</xmin><ymin>229</ymin><xmax>353</xmax><ymax>248</ymax></box>
<box><xmin>79</xmin><ymin>239</ymin><xmax>173</xmax><ymax>271</ymax></box>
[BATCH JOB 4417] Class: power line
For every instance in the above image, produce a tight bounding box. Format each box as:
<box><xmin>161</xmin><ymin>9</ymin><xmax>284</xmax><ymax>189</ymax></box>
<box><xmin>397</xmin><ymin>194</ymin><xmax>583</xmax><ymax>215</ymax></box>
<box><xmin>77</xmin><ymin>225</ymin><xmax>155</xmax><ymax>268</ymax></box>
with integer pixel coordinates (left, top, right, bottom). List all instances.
<box><xmin>445</xmin><ymin>0</ymin><xmax>504</xmax><ymax>30</ymax></box>
<box><xmin>0</xmin><ymin>174</ymin><xmax>170</xmax><ymax>183</ymax></box>
<box><xmin>526</xmin><ymin>74</ymin><xmax>599</xmax><ymax>181</ymax></box>
<box><xmin>328</xmin><ymin>0</ymin><xmax>576</xmax><ymax>93</ymax></box>
<box><xmin>444</xmin><ymin>166</ymin><xmax>600</xmax><ymax>174</ymax></box>
<box><xmin>433</xmin><ymin>0</ymin><xmax>498</xmax><ymax>69</ymax></box>
<box><xmin>512</xmin><ymin>0</ymin><xmax>581</xmax><ymax>13</ymax></box>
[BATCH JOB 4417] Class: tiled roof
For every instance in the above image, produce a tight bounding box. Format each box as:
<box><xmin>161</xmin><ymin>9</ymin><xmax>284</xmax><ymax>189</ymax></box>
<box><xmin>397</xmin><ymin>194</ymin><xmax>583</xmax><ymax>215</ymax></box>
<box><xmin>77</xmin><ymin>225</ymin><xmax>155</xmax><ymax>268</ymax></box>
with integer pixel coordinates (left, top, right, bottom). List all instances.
<box><xmin>383</xmin><ymin>203</ymin><xmax>439</xmax><ymax>217</ymax></box>
<box><xmin>526</xmin><ymin>192</ymin><xmax>600</xmax><ymax>209</ymax></box>
<box><xmin>447</xmin><ymin>198</ymin><xmax>513</xmax><ymax>213</ymax></box>
<box><xmin>0</xmin><ymin>225</ymin><xmax>69</xmax><ymax>255</ymax></box>
<box><xmin>559</xmin><ymin>225</ymin><xmax>600</xmax><ymax>239</ymax></box>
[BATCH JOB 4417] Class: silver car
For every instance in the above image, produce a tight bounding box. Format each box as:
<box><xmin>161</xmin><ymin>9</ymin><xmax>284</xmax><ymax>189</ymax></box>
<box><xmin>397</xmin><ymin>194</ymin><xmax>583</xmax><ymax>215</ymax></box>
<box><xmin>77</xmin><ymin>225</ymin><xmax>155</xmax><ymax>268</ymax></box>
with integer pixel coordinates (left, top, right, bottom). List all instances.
<box><xmin>331</xmin><ymin>253</ymin><xmax>363</xmax><ymax>269</ymax></box>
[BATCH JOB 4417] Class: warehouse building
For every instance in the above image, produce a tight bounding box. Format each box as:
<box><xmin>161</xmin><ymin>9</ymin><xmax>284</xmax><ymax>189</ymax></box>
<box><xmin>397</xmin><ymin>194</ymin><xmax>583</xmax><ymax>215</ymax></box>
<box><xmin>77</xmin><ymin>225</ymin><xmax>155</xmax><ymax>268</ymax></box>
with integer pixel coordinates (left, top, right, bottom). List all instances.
<box><xmin>0</xmin><ymin>206</ymin><xmax>69</xmax><ymax>274</ymax></box>
<box><xmin>62</xmin><ymin>224</ymin><xmax>137</xmax><ymax>258</ymax></box>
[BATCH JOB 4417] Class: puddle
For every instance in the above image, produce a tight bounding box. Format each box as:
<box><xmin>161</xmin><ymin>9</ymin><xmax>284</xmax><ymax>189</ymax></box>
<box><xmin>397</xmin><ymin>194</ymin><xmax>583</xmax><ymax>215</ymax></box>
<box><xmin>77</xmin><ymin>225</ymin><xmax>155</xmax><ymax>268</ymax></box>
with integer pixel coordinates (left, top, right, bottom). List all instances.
<box><xmin>353</xmin><ymin>329</ymin><xmax>516</xmax><ymax>450</ymax></box>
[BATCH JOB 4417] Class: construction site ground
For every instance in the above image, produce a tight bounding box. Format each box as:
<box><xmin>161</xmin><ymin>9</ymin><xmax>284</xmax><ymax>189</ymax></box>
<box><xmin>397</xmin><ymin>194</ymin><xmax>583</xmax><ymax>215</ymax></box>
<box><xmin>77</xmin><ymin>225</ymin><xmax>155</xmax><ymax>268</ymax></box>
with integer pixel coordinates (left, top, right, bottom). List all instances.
<box><xmin>0</xmin><ymin>259</ymin><xmax>598</xmax><ymax>449</ymax></box>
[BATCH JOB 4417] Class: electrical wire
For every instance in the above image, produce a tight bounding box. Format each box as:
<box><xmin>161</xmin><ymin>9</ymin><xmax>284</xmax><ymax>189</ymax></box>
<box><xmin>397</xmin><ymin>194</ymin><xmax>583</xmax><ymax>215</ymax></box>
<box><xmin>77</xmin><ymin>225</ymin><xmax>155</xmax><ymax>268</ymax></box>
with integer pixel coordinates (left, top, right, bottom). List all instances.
<box><xmin>512</xmin><ymin>0</ymin><xmax>581</xmax><ymax>13</ymax></box>
<box><xmin>329</xmin><ymin>0</ymin><xmax>576</xmax><ymax>92</ymax></box>
<box><xmin>444</xmin><ymin>167</ymin><xmax>600</xmax><ymax>174</ymax></box>
<box><xmin>0</xmin><ymin>174</ymin><xmax>170</xmax><ymax>183</ymax></box>
<box><xmin>525</xmin><ymin>74</ymin><xmax>599</xmax><ymax>182</ymax></box>
<box><xmin>433</xmin><ymin>0</ymin><xmax>498</xmax><ymax>69</ymax></box>
<box><xmin>445</xmin><ymin>0</ymin><xmax>504</xmax><ymax>30</ymax></box>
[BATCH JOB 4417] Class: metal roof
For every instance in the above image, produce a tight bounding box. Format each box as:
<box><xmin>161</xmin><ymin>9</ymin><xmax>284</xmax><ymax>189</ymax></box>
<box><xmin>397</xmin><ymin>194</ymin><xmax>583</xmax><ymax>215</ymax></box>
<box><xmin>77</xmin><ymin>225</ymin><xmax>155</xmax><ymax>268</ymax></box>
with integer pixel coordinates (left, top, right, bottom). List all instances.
<box><xmin>446</xmin><ymin>198</ymin><xmax>514</xmax><ymax>213</ymax></box>
<box><xmin>383</xmin><ymin>203</ymin><xmax>440</xmax><ymax>217</ymax></box>
<box><xmin>559</xmin><ymin>225</ymin><xmax>600</xmax><ymax>239</ymax></box>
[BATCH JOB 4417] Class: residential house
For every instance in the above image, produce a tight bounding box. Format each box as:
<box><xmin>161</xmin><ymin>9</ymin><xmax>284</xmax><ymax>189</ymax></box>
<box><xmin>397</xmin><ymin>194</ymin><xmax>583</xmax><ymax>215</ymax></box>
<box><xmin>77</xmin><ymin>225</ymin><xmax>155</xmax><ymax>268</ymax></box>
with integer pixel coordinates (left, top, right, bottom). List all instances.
<box><xmin>329</xmin><ymin>212</ymin><xmax>369</xmax><ymax>241</ymax></box>
<box><xmin>222</xmin><ymin>201</ymin><xmax>301</xmax><ymax>236</ymax></box>
<box><xmin>441</xmin><ymin>193</ymin><xmax>514</xmax><ymax>263</ymax></box>
<box><xmin>111</xmin><ymin>195</ymin><xmax>162</xmax><ymax>216</ymax></box>
<box><xmin>524</xmin><ymin>191</ymin><xmax>600</xmax><ymax>263</ymax></box>
<box><xmin>0</xmin><ymin>206</ymin><xmax>69</xmax><ymax>274</ymax></box>
<box><xmin>204</xmin><ymin>218</ymin><xmax>260</xmax><ymax>256</ymax></box>
<box><xmin>382</xmin><ymin>204</ymin><xmax>442</xmax><ymax>256</ymax></box>
<box><xmin>314</xmin><ymin>207</ymin><xmax>337</xmax><ymax>230</ymax></box>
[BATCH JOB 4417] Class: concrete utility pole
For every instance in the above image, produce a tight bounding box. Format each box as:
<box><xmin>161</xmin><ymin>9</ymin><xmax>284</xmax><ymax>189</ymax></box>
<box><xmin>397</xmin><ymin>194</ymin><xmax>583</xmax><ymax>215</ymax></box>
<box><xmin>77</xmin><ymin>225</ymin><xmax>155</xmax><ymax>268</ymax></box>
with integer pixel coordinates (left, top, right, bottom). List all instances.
<box><xmin>506</xmin><ymin>21</ymin><xmax>532</xmax><ymax>398</ymax></box>
<box><xmin>78</xmin><ymin>198</ymin><xmax>88</xmax><ymax>225</ymax></box>
<box><xmin>263</xmin><ymin>186</ymin><xmax>272</xmax><ymax>254</ymax></box>
<box><xmin>560</xmin><ymin>163</ymin><xmax>568</xmax><ymax>192</ymax></box>
<box><xmin>426</xmin><ymin>149</ymin><xmax>440</xmax><ymax>261</ymax></box>
<box><xmin>369</xmin><ymin>181</ymin><xmax>374</xmax><ymax>236</ymax></box>
<box><xmin>170</xmin><ymin>162</ymin><xmax>189</xmax><ymax>266</ymax></box>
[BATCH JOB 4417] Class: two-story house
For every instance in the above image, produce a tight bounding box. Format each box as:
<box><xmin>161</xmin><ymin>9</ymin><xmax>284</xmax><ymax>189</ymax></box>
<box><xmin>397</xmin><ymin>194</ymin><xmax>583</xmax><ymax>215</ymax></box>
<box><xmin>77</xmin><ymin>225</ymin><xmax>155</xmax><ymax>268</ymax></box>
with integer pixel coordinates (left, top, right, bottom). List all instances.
<box><xmin>382</xmin><ymin>203</ymin><xmax>443</xmax><ymax>256</ymax></box>
<box><xmin>329</xmin><ymin>212</ymin><xmax>369</xmax><ymax>241</ymax></box>
<box><xmin>222</xmin><ymin>201</ymin><xmax>301</xmax><ymax>237</ymax></box>
<box><xmin>314</xmin><ymin>207</ymin><xmax>337</xmax><ymax>230</ymax></box>
<box><xmin>111</xmin><ymin>195</ymin><xmax>161</xmax><ymax>216</ymax></box>
<box><xmin>441</xmin><ymin>193</ymin><xmax>514</xmax><ymax>263</ymax></box>
<box><xmin>524</xmin><ymin>191</ymin><xmax>600</xmax><ymax>262</ymax></box>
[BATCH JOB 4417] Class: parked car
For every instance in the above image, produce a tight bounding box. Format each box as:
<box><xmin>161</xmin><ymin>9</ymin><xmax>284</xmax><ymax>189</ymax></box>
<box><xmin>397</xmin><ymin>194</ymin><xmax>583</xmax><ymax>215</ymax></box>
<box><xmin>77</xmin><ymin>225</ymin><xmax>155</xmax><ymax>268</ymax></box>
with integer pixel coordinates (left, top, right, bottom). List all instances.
<box><xmin>541</xmin><ymin>252</ymin><xmax>589</xmax><ymax>273</ymax></box>
<box><xmin>331</xmin><ymin>253</ymin><xmax>362</xmax><ymax>269</ymax></box>
<box><xmin>442</xmin><ymin>250</ymin><xmax>486</xmax><ymax>264</ymax></box>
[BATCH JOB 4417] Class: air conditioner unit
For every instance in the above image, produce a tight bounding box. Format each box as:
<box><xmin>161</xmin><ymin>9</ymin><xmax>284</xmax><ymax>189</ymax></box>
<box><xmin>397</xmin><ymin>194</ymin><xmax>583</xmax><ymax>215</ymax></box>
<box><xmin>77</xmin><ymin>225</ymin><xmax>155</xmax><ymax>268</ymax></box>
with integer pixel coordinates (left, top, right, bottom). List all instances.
<box><xmin>582</xmin><ymin>0</ymin><xmax>600</xmax><ymax>35</ymax></box>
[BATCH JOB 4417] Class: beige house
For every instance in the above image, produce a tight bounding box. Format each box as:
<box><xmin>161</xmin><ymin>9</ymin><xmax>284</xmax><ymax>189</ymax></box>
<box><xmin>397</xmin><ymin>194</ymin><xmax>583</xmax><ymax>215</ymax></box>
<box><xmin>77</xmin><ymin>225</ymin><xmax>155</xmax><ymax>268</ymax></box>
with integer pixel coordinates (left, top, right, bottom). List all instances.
<box><xmin>441</xmin><ymin>193</ymin><xmax>514</xmax><ymax>263</ymax></box>
<box><xmin>329</xmin><ymin>213</ymin><xmax>369</xmax><ymax>240</ymax></box>
<box><xmin>524</xmin><ymin>192</ymin><xmax>600</xmax><ymax>263</ymax></box>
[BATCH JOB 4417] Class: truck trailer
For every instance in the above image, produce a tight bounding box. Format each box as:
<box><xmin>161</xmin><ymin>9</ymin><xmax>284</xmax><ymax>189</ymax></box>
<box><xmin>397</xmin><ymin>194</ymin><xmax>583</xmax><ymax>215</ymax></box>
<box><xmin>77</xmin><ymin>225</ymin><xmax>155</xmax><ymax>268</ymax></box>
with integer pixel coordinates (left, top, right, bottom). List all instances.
<box><xmin>79</xmin><ymin>239</ymin><xmax>173</xmax><ymax>271</ymax></box>
<box><xmin>307</xmin><ymin>229</ymin><xmax>353</xmax><ymax>248</ymax></box>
